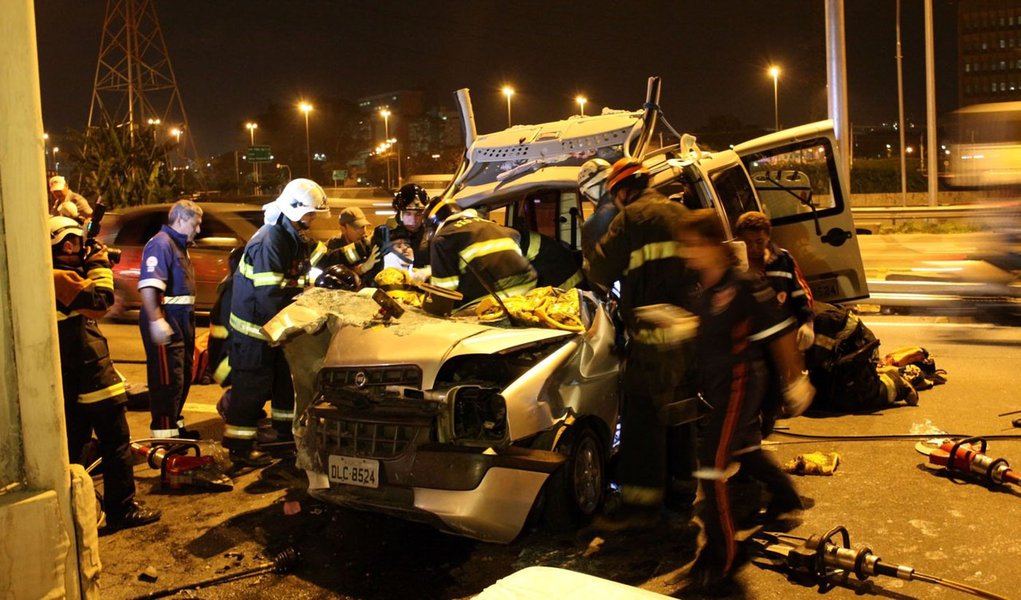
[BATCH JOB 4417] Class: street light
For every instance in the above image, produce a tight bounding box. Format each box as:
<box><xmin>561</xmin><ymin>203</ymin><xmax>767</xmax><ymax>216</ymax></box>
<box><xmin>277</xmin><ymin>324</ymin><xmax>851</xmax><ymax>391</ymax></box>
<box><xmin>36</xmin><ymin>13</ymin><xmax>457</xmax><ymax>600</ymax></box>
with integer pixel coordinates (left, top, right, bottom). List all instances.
<box><xmin>380</xmin><ymin>108</ymin><xmax>392</xmax><ymax>189</ymax></box>
<box><xmin>245</xmin><ymin>122</ymin><xmax>259</xmax><ymax>186</ymax></box>
<box><xmin>576</xmin><ymin>95</ymin><xmax>587</xmax><ymax>116</ymax></box>
<box><xmin>768</xmin><ymin>66</ymin><xmax>780</xmax><ymax>131</ymax></box>
<box><xmin>170</xmin><ymin>128</ymin><xmax>182</xmax><ymax>144</ymax></box>
<box><xmin>299</xmin><ymin>102</ymin><xmax>313</xmax><ymax>178</ymax></box>
<box><xmin>52</xmin><ymin>147</ymin><xmax>59</xmax><ymax>175</ymax></box>
<box><xmin>43</xmin><ymin>133</ymin><xmax>49</xmax><ymax>170</ymax></box>
<box><xmin>502</xmin><ymin>86</ymin><xmax>514</xmax><ymax>127</ymax></box>
<box><xmin>276</xmin><ymin>163</ymin><xmax>292</xmax><ymax>181</ymax></box>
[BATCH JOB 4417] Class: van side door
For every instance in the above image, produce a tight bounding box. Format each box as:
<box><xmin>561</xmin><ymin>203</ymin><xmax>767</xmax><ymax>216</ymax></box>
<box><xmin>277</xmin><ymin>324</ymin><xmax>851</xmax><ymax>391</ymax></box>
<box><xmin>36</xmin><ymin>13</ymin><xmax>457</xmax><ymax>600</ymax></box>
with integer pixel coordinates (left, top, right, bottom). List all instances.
<box><xmin>733</xmin><ymin>121</ymin><xmax>869</xmax><ymax>304</ymax></box>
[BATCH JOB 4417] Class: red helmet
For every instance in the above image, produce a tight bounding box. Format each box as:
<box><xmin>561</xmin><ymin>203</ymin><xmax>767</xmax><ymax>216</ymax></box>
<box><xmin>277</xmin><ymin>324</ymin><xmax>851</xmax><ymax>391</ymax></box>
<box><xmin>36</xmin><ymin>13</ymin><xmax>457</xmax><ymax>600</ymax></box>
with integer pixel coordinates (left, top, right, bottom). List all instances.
<box><xmin>606</xmin><ymin>158</ymin><xmax>649</xmax><ymax>193</ymax></box>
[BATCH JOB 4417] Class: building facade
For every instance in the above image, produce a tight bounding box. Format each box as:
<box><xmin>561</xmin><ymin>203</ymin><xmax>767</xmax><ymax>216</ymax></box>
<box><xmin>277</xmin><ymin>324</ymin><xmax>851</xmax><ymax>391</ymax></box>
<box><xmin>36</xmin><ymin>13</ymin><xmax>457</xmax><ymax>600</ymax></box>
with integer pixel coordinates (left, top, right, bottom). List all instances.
<box><xmin>959</xmin><ymin>0</ymin><xmax>1021</xmax><ymax>105</ymax></box>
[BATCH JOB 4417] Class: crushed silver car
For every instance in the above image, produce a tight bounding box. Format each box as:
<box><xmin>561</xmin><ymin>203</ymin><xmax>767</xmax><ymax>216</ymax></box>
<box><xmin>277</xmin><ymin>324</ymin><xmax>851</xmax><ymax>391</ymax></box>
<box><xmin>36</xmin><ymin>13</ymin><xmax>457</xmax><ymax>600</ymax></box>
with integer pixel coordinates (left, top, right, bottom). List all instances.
<box><xmin>264</xmin><ymin>77</ymin><xmax>869</xmax><ymax>543</ymax></box>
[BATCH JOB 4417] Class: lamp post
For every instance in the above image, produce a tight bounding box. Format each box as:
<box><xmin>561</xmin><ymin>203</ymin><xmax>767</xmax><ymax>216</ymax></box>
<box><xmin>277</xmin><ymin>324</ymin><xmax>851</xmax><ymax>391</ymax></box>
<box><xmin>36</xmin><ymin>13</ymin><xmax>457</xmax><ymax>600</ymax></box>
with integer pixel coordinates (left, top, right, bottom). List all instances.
<box><xmin>52</xmin><ymin>147</ymin><xmax>59</xmax><ymax>175</ymax></box>
<box><xmin>576</xmin><ymin>95</ymin><xmax>587</xmax><ymax>116</ymax></box>
<box><xmin>380</xmin><ymin>109</ymin><xmax>392</xmax><ymax>190</ymax></box>
<box><xmin>299</xmin><ymin>102</ymin><xmax>313</xmax><ymax>179</ymax></box>
<box><xmin>246</xmin><ymin>122</ymin><xmax>259</xmax><ymax>186</ymax></box>
<box><xmin>768</xmin><ymin>66</ymin><xmax>780</xmax><ymax>131</ymax></box>
<box><xmin>502</xmin><ymin>86</ymin><xmax>514</xmax><ymax>127</ymax></box>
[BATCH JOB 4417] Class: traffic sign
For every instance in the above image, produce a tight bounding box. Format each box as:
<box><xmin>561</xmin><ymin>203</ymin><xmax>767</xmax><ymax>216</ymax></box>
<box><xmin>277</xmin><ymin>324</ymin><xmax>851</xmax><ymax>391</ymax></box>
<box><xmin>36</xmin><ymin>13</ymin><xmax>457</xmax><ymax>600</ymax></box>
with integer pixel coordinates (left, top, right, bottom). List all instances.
<box><xmin>246</xmin><ymin>145</ymin><xmax>271</xmax><ymax>162</ymax></box>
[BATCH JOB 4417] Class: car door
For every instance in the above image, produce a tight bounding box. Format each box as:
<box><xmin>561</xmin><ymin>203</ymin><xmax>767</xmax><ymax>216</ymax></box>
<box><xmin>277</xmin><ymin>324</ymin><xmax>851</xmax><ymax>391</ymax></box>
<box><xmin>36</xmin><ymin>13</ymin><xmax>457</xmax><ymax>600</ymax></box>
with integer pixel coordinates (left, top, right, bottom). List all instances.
<box><xmin>733</xmin><ymin>120</ymin><xmax>869</xmax><ymax>304</ymax></box>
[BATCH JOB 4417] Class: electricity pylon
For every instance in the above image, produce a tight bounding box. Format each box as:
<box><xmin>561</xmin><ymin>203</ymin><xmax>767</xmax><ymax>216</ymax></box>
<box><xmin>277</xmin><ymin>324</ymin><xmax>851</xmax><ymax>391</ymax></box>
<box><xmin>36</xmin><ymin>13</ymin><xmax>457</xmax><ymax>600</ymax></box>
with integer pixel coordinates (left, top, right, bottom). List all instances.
<box><xmin>87</xmin><ymin>0</ymin><xmax>199</xmax><ymax>168</ymax></box>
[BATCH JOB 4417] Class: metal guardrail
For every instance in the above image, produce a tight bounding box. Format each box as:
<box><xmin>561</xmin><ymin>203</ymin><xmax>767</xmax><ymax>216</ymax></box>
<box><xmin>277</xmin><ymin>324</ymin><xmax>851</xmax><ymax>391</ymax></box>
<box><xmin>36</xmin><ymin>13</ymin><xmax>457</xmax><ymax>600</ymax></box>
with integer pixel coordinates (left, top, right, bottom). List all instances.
<box><xmin>851</xmin><ymin>202</ymin><xmax>1021</xmax><ymax>231</ymax></box>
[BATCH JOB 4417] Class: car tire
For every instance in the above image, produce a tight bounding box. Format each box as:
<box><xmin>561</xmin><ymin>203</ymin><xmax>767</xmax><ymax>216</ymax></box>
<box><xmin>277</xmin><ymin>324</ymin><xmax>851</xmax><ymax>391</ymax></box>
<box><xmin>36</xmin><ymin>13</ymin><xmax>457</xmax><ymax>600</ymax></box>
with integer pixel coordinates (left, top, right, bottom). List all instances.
<box><xmin>542</xmin><ymin>422</ymin><xmax>605</xmax><ymax>531</ymax></box>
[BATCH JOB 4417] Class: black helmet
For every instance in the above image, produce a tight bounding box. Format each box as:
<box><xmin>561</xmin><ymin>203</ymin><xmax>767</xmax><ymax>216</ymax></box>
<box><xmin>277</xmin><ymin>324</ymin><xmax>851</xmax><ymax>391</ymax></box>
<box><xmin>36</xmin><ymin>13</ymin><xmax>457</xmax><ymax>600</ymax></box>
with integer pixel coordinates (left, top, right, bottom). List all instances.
<box><xmin>393</xmin><ymin>184</ymin><xmax>429</xmax><ymax>213</ymax></box>
<box><xmin>424</xmin><ymin>196</ymin><xmax>461</xmax><ymax>231</ymax></box>
<box><xmin>314</xmin><ymin>264</ymin><xmax>362</xmax><ymax>291</ymax></box>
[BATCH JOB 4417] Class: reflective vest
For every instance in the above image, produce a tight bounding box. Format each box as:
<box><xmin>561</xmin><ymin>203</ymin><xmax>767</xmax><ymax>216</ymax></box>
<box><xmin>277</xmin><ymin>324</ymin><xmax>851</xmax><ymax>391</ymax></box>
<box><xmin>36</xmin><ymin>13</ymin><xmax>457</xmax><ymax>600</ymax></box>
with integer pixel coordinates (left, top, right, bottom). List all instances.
<box><xmin>230</xmin><ymin>218</ymin><xmax>313</xmax><ymax>342</ymax></box>
<box><xmin>587</xmin><ymin>189</ymin><xmax>698</xmax><ymax>337</ymax></box>
<box><xmin>54</xmin><ymin>261</ymin><xmax>126</xmax><ymax>406</ymax></box>
<box><xmin>517</xmin><ymin>229</ymin><xmax>584</xmax><ymax>290</ymax></box>
<box><xmin>430</xmin><ymin>212</ymin><xmax>537</xmax><ymax>306</ymax></box>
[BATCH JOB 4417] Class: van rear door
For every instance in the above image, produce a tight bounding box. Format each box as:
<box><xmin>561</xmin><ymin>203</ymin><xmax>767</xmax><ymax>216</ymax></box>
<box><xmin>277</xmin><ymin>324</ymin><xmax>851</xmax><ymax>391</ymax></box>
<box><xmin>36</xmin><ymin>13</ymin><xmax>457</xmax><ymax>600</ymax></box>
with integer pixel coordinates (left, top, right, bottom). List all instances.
<box><xmin>733</xmin><ymin>121</ymin><xmax>869</xmax><ymax>304</ymax></box>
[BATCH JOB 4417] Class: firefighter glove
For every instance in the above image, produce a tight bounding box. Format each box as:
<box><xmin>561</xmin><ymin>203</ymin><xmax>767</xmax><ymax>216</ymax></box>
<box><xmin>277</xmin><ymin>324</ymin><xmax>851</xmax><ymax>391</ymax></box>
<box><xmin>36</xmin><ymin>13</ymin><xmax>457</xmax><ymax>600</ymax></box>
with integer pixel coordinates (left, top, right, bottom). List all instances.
<box><xmin>781</xmin><ymin>371</ymin><xmax>814</xmax><ymax>418</ymax></box>
<box><xmin>150</xmin><ymin>317</ymin><xmax>174</xmax><ymax>345</ymax></box>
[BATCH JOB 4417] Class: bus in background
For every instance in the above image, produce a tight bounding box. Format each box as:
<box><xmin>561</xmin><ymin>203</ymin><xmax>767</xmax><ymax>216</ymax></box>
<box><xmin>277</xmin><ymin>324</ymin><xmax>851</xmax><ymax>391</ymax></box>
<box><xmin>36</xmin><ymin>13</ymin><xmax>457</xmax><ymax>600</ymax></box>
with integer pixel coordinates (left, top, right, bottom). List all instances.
<box><xmin>943</xmin><ymin>101</ymin><xmax>1021</xmax><ymax>188</ymax></box>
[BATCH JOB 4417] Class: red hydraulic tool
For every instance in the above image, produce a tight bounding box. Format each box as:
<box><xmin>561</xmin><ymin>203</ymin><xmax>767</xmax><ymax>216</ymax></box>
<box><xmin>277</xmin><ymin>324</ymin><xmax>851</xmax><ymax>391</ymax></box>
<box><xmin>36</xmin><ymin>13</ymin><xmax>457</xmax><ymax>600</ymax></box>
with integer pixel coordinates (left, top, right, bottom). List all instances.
<box><xmin>925</xmin><ymin>437</ymin><xmax>1020</xmax><ymax>488</ymax></box>
<box><xmin>751</xmin><ymin>525</ymin><xmax>1007</xmax><ymax>599</ymax></box>
<box><xmin>131</xmin><ymin>440</ymin><xmax>233</xmax><ymax>492</ymax></box>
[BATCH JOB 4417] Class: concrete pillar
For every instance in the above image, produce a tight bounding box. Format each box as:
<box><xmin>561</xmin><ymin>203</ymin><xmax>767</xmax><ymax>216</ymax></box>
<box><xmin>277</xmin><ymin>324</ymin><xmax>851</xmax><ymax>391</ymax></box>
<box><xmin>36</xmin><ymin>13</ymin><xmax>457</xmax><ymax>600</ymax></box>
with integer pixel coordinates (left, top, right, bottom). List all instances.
<box><xmin>0</xmin><ymin>0</ymin><xmax>82</xmax><ymax>597</ymax></box>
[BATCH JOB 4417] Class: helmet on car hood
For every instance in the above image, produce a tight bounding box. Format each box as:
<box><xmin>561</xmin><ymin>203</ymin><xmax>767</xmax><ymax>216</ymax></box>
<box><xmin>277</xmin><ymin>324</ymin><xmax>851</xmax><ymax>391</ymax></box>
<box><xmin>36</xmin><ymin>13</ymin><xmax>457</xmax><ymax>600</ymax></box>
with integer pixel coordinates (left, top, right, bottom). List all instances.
<box><xmin>577</xmin><ymin>158</ymin><xmax>612</xmax><ymax>203</ymax></box>
<box><xmin>315</xmin><ymin>264</ymin><xmax>361</xmax><ymax>291</ymax></box>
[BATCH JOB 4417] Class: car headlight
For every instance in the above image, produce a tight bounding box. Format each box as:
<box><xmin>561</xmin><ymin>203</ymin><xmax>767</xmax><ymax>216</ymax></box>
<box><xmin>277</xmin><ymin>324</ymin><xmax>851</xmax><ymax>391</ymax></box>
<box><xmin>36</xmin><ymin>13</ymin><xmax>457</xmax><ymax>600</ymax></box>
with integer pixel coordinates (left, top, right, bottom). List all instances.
<box><xmin>448</xmin><ymin>386</ymin><xmax>507</xmax><ymax>445</ymax></box>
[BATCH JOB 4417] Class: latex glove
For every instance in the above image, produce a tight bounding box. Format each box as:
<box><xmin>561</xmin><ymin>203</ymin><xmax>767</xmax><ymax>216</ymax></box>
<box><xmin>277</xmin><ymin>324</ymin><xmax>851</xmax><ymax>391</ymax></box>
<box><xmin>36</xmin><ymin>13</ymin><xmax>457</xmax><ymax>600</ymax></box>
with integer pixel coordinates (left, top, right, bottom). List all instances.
<box><xmin>781</xmin><ymin>372</ymin><xmax>815</xmax><ymax>418</ymax></box>
<box><xmin>358</xmin><ymin>245</ymin><xmax>380</xmax><ymax>275</ymax></box>
<box><xmin>409</xmin><ymin>266</ymin><xmax>431</xmax><ymax>284</ymax></box>
<box><xmin>149</xmin><ymin>318</ymin><xmax>174</xmax><ymax>346</ymax></box>
<box><xmin>796</xmin><ymin>322</ymin><xmax>815</xmax><ymax>351</ymax></box>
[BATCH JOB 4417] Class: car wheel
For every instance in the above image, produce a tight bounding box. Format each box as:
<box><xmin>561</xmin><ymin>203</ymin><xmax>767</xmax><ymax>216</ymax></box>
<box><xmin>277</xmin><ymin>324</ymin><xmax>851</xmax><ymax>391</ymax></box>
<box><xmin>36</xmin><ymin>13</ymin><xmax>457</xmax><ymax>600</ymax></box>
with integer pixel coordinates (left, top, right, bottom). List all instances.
<box><xmin>542</xmin><ymin>423</ymin><xmax>605</xmax><ymax>531</ymax></box>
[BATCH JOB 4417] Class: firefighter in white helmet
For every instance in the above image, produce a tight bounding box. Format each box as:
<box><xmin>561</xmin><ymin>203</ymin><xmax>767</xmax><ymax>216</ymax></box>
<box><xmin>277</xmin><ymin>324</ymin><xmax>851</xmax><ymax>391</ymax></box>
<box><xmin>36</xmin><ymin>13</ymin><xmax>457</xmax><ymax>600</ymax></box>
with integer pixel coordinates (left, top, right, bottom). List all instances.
<box><xmin>50</xmin><ymin>215</ymin><xmax>161</xmax><ymax>530</ymax></box>
<box><xmin>223</xmin><ymin>179</ymin><xmax>328</xmax><ymax>466</ymax></box>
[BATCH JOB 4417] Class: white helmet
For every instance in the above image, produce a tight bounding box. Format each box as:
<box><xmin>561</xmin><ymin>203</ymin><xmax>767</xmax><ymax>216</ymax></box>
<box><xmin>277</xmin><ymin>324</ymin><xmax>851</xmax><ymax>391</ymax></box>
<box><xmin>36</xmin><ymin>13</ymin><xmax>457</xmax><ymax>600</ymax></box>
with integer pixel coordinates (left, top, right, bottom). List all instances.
<box><xmin>273</xmin><ymin>178</ymin><xmax>328</xmax><ymax>221</ymax></box>
<box><xmin>577</xmin><ymin>158</ymin><xmax>612</xmax><ymax>203</ymax></box>
<box><xmin>48</xmin><ymin>215</ymin><xmax>84</xmax><ymax>246</ymax></box>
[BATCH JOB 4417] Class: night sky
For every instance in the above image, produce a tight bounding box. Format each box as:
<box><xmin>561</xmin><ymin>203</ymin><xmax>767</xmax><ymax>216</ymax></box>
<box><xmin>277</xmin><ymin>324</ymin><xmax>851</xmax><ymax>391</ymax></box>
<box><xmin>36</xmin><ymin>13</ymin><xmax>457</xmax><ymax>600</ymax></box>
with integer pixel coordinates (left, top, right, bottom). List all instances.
<box><xmin>35</xmin><ymin>0</ymin><xmax>958</xmax><ymax>157</ymax></box>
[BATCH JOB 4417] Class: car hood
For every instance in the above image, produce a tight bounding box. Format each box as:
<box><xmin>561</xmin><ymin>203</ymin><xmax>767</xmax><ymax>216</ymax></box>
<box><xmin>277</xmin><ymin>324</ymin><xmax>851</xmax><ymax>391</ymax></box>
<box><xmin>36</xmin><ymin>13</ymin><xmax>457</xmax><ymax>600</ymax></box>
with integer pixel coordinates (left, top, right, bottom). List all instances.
<box><xmin>263</xmin><ymin>288</ymin><xmax>573</xmax><ymax>389</ymax></box>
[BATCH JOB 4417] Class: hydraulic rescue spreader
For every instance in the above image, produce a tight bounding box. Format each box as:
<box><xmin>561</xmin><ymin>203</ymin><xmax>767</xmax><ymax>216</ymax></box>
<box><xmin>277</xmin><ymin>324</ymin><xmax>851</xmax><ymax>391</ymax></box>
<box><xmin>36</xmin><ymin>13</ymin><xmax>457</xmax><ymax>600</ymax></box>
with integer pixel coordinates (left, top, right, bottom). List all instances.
<box><xmin>751</xmin><ymin>525</ymin><xmax>1007</xmax><ymax>600</ymax></box>
<box><xmin>925</xmin><ymin>437</ymin><xmax>1020</xmax><ymax>488</ymax></box>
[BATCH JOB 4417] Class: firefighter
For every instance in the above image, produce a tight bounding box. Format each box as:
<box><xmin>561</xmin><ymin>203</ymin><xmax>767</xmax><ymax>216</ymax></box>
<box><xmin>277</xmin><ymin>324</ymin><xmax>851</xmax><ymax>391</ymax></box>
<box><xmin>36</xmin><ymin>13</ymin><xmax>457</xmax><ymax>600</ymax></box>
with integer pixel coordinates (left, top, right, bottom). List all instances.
<box><xmin>138</xmin><ymin>200</ymin><xmax>203</xmax><ymax>440</ymax></box>
<box><xmin>586</xmin><ymin>158</ymin><xmax>699</xmax><ymax>525</ymax></box>
<box><xmin>319</xmin><ymin>207</ymin><xmax>381</xmax><ymax>280</ymax></box>
<box><xmin>224</xmin><ymin>178</ymin><xmax>327</xmax><ymax>466</ymax></box>
<box><xmin>50</xmin><ymin>216</ymin><xmax>161</xmax><ymax>531</ymax></box>
<box><xmin>676</xmin><ymin>209</ymin><xmax>813</xmax><ymax>593</ymax></box>
<box><xmin>426</xmin><ymin>197</ymin><xmax>537</xmax><ymax>306</ymax></box>
<box><xmin>514</xmin><ymin>226</ymin><xmax>584</xmax><ymax>290</ymax></box>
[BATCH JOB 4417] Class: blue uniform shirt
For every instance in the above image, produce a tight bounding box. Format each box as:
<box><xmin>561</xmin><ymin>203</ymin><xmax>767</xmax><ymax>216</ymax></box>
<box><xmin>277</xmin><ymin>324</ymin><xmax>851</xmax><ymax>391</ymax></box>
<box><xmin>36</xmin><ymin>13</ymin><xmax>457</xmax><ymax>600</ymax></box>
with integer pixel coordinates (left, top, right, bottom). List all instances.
<box><xmin>138</xmin><ymin>225</ymin><xmax>196</xmax><ymax>312</ymax></box>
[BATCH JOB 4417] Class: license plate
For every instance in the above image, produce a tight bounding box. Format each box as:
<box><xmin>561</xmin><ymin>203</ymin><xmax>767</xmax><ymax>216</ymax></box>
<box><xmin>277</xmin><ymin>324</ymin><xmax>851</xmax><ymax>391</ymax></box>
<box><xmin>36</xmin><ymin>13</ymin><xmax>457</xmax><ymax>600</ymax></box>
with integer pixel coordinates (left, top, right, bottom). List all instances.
<box><xmin>328</xmin><ymin>455</ymin><xmax>380</xmax><ymax>489</ymax></box>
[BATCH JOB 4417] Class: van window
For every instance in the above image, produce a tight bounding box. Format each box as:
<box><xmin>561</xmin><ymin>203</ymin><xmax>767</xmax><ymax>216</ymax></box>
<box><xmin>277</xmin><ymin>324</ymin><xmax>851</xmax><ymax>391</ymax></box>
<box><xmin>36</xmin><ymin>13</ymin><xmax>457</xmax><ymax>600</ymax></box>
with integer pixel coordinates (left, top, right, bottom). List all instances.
<box><xmin>710</xmin><ymin>165</ymin><xmax>759</xmax><ymax>229</ymax></box>
<box><xmin>115</xmin><ymin>210</ymin><xmax>165</xmax><ymax>247</ymax></box>
<box><xmin>741</xmin><ymin>138</ymin><xmax>843</xmax><ymax>224</ymax></box>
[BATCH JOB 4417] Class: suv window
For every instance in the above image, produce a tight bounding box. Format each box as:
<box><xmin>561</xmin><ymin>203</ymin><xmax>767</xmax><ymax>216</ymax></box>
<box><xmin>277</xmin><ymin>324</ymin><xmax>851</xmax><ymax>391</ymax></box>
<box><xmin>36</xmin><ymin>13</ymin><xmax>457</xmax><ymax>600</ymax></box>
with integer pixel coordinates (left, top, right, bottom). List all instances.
<box><xmin>741</xmin><ymin>138</ymin><xmax>843</xmax><ymax>224</ymax></box>
<box><xmin>710</xmin><ymin>165</ymin><xmax>759</xmax><ymax>229</ymax></box>
<box><xmin>115</xmin><ymin>210</ymin><xmax>165</xmax><ymax>246</ymax></box>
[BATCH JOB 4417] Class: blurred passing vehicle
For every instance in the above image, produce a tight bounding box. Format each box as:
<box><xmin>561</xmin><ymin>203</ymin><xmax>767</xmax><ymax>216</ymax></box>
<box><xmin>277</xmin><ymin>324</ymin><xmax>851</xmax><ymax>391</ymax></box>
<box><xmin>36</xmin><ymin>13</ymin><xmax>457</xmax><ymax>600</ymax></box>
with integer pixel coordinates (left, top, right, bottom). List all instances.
<box><xmin>943</xmin><ymin>101</ymin><xmax>1021</xmax><ymax>189</ymax></box>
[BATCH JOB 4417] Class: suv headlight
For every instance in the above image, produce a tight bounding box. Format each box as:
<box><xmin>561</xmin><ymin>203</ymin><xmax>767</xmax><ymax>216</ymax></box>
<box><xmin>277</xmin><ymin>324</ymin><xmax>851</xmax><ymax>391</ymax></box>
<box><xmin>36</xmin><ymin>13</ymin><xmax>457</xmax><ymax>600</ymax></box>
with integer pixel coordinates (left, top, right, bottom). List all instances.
<box><xmin>446</xmin><ymin>386</ymin><xmax>507</xmax><ymax>445</ymax></box>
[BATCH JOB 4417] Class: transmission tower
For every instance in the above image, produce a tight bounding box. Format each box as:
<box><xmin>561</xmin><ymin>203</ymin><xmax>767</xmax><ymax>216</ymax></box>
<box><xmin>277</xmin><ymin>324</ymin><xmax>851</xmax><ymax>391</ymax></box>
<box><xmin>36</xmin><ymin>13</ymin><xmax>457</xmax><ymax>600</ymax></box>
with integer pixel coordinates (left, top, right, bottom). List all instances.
<box><xmin>87</xmin><ymin>0</ymin><xmax>200</xmax><ymax>167</ymax></box>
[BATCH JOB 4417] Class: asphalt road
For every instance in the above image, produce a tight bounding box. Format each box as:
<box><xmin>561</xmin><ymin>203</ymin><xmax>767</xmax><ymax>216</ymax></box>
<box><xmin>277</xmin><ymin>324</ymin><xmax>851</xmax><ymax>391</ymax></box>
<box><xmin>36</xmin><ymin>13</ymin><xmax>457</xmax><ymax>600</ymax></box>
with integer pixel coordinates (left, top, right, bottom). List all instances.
<box><xmin>91</xmin><ymin>316</ymin><xmax>1021</xmax><ymax>600</ymax></box>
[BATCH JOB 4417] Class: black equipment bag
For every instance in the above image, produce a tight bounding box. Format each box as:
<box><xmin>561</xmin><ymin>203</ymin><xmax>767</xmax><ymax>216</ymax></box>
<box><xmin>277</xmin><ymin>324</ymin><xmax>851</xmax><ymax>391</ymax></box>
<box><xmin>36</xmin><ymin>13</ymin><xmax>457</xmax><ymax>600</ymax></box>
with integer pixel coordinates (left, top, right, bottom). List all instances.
<box><xmin>805</xmin><ymin>302</ymin><xmax>886</xmax><ymax>412</ymax></box>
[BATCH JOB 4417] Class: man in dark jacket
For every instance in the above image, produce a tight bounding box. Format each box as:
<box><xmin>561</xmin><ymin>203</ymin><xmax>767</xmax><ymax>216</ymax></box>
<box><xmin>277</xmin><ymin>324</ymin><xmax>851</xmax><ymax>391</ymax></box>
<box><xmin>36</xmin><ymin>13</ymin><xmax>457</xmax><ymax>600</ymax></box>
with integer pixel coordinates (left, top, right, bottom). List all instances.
<box><xmin>586</xmin><ymin>158</ymin><xmax>699</xmax><ymax>524</ymax></box>
<box><xmin>51</xmin><ymin>216</ymin><xmax>161</xmax><ymax>531</ymax></box>
<box><xmin>224</xmin><ymin>179</ymin><xmax>328</xmax><ymax>466</ymax></box>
